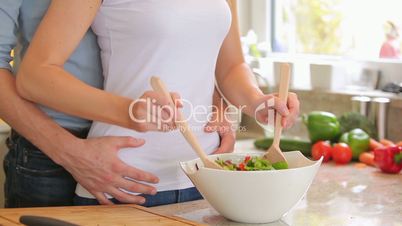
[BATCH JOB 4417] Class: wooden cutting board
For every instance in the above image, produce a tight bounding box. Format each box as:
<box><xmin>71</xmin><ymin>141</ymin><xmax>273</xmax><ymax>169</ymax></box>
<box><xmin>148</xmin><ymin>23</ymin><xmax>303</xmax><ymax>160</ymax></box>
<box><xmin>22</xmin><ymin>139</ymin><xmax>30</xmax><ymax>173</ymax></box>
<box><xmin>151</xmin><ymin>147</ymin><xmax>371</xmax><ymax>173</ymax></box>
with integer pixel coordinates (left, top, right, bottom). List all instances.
<box><xmin>0</xmin><ymin>204</ymin><xmax>205</xmax><ymax>226</ymax></box>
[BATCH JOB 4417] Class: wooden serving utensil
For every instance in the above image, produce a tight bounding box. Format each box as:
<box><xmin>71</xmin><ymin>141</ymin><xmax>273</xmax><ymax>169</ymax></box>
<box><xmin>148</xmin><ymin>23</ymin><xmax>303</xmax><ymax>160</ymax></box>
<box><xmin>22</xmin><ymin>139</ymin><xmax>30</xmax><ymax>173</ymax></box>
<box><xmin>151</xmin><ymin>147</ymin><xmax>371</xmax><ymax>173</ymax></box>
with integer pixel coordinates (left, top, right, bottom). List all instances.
<box><xmin>262</xmin><ymin>63</ymin><xmax>291</xmax><ymax>167</ymax></box>
<box><xmin>150</xmin><ymin>77</ymin><xmax>223</xmax><ymax>170</ymax></box>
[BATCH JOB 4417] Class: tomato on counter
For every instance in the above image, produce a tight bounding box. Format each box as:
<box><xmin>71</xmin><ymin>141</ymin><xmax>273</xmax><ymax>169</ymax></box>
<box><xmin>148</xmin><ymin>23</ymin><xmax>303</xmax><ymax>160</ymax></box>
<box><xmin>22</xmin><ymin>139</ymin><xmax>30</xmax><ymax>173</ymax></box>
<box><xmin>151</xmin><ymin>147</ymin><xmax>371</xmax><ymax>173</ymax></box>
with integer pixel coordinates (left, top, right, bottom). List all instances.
<box><xmin>332</xmin><ymin>143</ymin><xmax>353</xmax><ymax>164</ymax></box>
<box><xmin>312</xmin><ymin>141</ymin><xmax>332</xmax><ymax>162</ymax></box>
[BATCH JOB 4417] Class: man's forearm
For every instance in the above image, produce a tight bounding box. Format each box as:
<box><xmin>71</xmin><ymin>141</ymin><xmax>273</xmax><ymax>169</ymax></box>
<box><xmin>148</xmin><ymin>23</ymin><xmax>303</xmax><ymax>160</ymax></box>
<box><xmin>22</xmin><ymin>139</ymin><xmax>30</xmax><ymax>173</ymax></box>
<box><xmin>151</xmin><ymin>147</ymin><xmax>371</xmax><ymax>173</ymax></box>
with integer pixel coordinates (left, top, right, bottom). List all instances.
<box><xmin>0</xmin><ymin>69</ymin><xmax>78</xmax><ymax>164</ymax></box>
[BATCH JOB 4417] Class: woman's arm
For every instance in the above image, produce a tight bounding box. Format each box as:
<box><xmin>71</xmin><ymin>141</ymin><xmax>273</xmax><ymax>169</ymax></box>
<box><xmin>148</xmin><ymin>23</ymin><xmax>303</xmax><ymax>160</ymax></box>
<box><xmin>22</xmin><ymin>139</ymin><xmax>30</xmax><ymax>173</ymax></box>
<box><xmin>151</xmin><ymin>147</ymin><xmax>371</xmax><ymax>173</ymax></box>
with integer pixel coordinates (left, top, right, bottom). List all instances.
<box><xmin>216</xmin><ymin>0</ymin><xmax>260</xmax><ymax>115</ymax></box>
<box><xmin>16</xmin><ymin>0</ymin><xmax>177</xmax><ymax>132</ymax></box>
<box><xmin>216</xmin><ymin>0</ymin><xmax>299</xmax><ymax>127</ymax></box>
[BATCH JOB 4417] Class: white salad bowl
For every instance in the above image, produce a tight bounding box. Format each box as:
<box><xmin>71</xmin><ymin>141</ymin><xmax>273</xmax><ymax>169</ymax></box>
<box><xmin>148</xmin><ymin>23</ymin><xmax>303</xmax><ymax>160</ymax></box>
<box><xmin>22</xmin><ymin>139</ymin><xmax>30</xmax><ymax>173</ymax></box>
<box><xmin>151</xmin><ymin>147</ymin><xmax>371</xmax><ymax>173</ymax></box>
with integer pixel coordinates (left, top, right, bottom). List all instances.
<box><xmin>180</xmin><ymin>151</ymin><xmax>322</xmax><ymax>223</ymax></box>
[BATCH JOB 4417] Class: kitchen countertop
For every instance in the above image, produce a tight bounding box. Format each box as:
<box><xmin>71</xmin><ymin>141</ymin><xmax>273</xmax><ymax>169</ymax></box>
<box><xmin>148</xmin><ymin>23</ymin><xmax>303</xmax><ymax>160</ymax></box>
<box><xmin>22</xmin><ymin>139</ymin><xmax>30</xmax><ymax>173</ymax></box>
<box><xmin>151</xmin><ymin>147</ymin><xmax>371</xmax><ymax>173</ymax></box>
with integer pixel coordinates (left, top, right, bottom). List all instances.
<box><xmin>150</xmin><ymin>140</ymin><xmax>402</xmax><ymax>226</ymax></box>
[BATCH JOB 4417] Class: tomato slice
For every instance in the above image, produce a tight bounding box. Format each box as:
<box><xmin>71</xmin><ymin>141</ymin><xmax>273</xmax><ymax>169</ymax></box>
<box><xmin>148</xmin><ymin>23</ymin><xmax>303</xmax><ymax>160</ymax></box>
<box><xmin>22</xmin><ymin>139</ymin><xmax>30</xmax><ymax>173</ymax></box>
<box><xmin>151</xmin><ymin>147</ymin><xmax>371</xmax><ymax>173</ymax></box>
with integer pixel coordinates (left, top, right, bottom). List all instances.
<box><xmin>238</xmin><ymin>163</ymin><xmax>246</xmax><ymax>171</ymax></box>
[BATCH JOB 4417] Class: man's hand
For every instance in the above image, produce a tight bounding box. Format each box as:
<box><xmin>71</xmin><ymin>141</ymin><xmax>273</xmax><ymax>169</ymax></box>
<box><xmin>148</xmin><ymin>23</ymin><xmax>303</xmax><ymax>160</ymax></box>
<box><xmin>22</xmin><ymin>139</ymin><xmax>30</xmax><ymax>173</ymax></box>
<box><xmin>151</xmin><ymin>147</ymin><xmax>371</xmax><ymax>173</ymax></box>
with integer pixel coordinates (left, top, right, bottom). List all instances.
<box><xmin>205</xmin><ymin>111</ymin><xmax>236</xmax><ymax>154</ymax></box>
<box><xmin>61</xmin><ymin>136</ymin><xmax>159</xmax><ymax>205</ymax></box>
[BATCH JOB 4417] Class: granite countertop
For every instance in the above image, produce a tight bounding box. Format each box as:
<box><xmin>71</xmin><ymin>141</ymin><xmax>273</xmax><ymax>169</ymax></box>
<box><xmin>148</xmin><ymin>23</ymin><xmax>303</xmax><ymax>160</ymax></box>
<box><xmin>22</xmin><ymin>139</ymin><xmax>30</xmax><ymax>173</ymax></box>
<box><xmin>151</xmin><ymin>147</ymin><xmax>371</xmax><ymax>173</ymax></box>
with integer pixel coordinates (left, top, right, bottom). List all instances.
<box><xmin>150</xmin><ymin>140</ymin><xmax>402</xmax><ymax>226</ymax></box>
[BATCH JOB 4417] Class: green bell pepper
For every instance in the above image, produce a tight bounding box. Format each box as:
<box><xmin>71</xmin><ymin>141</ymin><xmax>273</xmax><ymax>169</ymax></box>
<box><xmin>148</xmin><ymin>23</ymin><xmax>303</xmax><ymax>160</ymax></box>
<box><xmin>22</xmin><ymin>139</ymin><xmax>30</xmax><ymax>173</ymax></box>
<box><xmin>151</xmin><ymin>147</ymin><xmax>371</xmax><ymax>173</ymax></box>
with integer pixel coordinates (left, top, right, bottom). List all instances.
<box><xmin>303</xmin><ymin>111</ymin><xmax>341</xmax><ymax>143</ymax></box>
<box><xmin>339</xmin><ymin>128</ymin><xmax>370</xmax><ymax>159</ymax></box>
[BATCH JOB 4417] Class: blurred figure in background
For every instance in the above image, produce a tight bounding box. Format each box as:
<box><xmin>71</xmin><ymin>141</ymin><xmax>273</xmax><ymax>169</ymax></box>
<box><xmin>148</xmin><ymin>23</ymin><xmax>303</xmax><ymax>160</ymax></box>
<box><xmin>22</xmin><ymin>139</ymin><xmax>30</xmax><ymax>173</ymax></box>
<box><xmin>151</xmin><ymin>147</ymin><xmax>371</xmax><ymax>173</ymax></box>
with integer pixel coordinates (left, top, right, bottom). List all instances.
<box><xmin>379</xmin><ymin>21</ymin><xmax>400</xmax><ymax>58</ymax></box>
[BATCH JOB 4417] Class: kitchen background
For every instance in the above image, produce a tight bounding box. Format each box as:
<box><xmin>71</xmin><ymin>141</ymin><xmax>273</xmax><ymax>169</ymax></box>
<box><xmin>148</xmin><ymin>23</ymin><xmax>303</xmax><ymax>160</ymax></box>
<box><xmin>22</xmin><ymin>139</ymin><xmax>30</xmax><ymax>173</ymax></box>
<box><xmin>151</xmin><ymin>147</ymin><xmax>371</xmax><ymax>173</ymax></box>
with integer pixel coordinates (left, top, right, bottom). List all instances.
<box><xmin>0</xmin><ymin>0</ymin><xmax>402</xmax><ymax>207</ymax></box>
<box><xmin>234</xmin><ymin>0</ymin><xmax>402</xmax><ymax>142</ymax></box>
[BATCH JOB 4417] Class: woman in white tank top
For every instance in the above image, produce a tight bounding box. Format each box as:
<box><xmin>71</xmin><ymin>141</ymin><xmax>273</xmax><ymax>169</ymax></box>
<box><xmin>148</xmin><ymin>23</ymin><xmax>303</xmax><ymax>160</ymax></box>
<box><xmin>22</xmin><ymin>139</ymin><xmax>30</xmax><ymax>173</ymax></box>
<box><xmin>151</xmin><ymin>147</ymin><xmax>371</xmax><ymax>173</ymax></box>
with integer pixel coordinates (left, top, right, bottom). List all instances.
<box><xmin>17</xmin><ymin>0</ymin><xmax>300</xmax><ymax>206</ymax></box>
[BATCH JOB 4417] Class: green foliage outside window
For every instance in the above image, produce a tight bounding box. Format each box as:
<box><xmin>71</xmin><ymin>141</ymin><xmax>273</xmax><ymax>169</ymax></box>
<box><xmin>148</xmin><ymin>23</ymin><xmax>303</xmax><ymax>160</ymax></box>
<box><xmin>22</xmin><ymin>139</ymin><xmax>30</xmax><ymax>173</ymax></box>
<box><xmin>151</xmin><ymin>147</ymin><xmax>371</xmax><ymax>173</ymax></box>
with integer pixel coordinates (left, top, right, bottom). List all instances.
<box><xmin>293</xmin><ymin>0</ymin><xmax>343</xmax><ymax>54</ymax></box>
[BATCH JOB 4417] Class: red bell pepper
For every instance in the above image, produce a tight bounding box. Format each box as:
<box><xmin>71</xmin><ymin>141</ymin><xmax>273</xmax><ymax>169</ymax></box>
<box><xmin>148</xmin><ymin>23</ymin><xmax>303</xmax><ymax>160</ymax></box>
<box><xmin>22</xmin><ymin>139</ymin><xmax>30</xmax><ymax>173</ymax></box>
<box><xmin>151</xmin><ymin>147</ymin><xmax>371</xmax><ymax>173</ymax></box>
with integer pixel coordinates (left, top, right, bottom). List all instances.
<box><xmin>374</xmin><ymin>146</ymin><xmax>402</xmax><ymax>174</ymax></box>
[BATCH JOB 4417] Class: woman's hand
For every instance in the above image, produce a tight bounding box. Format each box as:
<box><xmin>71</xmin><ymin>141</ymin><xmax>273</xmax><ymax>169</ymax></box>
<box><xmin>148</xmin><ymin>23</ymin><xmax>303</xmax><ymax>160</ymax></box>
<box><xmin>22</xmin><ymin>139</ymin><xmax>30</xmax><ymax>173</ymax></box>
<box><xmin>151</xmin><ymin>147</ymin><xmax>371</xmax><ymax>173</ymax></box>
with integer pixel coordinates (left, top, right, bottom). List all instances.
<box><xmin>204</xmin><ymin>112</ymin><xmax>236</xmax><ymax>154</ymax></box>
<box><xmin>204</xmin><ymin>87</ymin><xmax>236</xmax><ymax>154</ymax></box>
<box><xmin>252</xmin><ymin>92</ymin><xmax>300</xmax><ymax>129</ymax></box>
<box><xmin>129</xmin><ymin>91</ymin><xmax>183</xmax><ymax>132</ymax></box>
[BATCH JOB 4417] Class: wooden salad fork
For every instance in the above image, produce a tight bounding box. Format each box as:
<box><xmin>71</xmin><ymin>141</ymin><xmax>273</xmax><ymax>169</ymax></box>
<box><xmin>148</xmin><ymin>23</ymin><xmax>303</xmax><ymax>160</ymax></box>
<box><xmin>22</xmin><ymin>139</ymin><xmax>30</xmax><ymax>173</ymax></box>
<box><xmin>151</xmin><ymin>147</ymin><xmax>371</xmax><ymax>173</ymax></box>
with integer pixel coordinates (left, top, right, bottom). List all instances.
<box><xmin>150</xmin><ymin>76</ymin><xmax>223</xmax><ymax>170</ymax></box>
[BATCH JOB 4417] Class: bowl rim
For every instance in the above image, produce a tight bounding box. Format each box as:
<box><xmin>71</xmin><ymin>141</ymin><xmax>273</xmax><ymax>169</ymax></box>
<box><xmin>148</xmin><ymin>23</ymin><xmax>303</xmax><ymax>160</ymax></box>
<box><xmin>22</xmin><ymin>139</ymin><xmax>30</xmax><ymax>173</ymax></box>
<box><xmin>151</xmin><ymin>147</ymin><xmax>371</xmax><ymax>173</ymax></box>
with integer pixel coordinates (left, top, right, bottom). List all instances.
<box><xmin>180</xmin><ymin>151</ymin><xmax>323</xmax><ymax>174</ymax></box>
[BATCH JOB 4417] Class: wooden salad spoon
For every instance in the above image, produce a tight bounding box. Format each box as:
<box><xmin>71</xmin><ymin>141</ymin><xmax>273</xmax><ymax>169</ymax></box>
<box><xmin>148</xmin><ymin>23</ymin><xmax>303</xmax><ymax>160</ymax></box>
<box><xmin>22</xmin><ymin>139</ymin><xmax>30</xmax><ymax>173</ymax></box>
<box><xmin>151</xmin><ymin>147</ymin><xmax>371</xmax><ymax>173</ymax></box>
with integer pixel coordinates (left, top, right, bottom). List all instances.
<box><xmin>262</xmin><ymin>63</ymin><xmax>291</xmax><ymax>168</ymax></box>
<box><xmin>150</xmin><ymin>77</ymin><xmax>223</xmax><ymax>170</ymax></box>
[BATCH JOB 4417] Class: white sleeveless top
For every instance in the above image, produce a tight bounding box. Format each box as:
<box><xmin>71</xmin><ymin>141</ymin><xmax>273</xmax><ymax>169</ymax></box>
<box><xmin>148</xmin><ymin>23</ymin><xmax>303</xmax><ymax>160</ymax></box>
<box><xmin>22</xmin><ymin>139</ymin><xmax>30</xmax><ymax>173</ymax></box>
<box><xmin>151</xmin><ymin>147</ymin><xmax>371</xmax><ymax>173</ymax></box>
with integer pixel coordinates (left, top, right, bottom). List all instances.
<box><xmin>76</xmin><ymin>0</ymin><xmax>232</xmax><ymax>198</ymax></box>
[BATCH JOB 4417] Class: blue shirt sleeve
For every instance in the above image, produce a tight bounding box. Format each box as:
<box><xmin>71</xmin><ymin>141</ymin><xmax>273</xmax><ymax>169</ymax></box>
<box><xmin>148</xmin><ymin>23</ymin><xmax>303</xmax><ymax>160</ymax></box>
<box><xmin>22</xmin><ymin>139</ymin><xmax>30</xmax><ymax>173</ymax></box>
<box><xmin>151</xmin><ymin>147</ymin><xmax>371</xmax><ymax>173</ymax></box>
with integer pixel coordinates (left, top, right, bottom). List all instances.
<box><xmin>0</xmin><ymin>0</ymin><xmax>22</xmax><ymax>72</ymax></box>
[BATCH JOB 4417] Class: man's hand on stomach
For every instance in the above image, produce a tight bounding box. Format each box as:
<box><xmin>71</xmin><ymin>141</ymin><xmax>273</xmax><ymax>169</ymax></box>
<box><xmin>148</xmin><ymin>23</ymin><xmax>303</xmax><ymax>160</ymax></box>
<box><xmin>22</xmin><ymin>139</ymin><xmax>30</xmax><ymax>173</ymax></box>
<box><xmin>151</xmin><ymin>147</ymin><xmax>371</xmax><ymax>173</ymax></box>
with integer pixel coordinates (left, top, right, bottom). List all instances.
<box><xmin>61</xmin><ymin>136</ymin><xmax>159</xmax><ymax>205</ymax></box>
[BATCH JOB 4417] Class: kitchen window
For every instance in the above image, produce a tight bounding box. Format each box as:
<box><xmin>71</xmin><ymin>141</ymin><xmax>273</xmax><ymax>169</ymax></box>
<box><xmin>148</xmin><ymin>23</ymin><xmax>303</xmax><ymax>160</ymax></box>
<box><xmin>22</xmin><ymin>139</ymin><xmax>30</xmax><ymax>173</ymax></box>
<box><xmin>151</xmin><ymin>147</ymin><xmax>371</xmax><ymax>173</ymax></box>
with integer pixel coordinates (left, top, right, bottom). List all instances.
<box><xmin>240</xmin><ymin>0</ymin><xmax>402</xmax><ymax>59</ymax></box>
<box><xmin>238</xmin><ymin>0</ymin><xmax>402</xmax><ymax>90</ymax></box>
<box><xmin>273</xmin><ymin>0</ymin><xmax>402</xmax><ymax>59</ymax></box>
